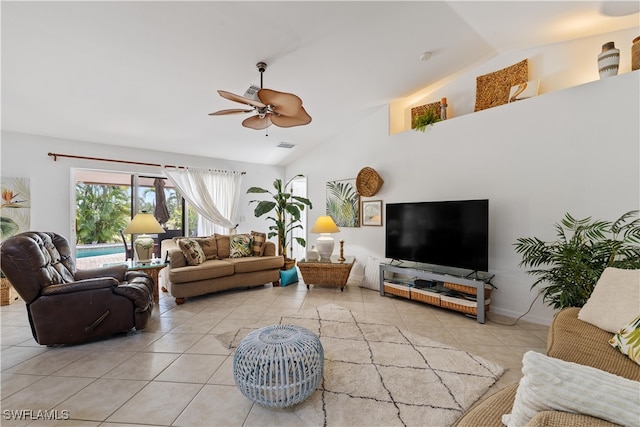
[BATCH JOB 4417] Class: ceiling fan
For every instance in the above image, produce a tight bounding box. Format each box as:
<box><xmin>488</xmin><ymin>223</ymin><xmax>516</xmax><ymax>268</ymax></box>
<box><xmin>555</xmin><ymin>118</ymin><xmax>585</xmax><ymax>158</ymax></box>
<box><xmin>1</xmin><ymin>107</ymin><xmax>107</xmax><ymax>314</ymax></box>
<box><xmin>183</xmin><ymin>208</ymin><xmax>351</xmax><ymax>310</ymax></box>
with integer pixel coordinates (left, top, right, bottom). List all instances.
<box><xmin>209</xmin><ymin>62</ymin><xmax>312</xmax><ymax>130</ymax></box>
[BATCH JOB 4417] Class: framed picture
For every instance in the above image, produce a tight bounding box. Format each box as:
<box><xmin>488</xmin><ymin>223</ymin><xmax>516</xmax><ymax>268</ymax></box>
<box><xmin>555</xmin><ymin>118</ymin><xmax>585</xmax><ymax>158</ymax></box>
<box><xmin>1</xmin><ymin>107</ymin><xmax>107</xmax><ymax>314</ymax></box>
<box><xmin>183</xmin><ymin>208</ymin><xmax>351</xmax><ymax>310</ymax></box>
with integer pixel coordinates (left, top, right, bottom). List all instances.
<box><xmin>1</xmin><ymin>177</ymin><xmax>31</xmax><ymax>243</ymax></box>
<box><xmin>326</xmin><ymin>179</ymin><xmax>360</xmax><ymax>227</ymax></box>
<box><xmin>362</xmin><ymin>200</ymin><xmax>382</xmax><ymax>226</ymax></box>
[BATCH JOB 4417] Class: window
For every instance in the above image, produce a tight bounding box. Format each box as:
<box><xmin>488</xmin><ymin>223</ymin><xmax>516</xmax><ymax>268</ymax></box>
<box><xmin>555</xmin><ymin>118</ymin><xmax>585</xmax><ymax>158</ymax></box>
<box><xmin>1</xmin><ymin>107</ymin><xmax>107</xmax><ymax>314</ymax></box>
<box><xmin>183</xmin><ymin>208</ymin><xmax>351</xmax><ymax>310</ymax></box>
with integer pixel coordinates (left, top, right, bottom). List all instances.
<box><xmin>74</xmin><ymin>170</ymin><xmax>189</xmax><ymax>255</ymax></box>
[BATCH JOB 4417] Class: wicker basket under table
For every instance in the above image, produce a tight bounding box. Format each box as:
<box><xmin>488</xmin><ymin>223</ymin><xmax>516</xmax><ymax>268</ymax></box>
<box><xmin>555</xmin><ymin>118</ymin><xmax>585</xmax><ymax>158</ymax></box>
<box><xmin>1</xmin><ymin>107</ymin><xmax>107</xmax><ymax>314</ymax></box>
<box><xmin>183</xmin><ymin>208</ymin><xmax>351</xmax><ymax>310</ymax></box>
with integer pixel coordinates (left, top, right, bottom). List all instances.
<box><xmin>298</xmin><ymin>256</ymin><xmax>355</xmax><ymax>291</ymax></box>
<box><xmin>1</xmin><ymin>276</ymin><xmax>19</xmax><ymax>306</ymax></box>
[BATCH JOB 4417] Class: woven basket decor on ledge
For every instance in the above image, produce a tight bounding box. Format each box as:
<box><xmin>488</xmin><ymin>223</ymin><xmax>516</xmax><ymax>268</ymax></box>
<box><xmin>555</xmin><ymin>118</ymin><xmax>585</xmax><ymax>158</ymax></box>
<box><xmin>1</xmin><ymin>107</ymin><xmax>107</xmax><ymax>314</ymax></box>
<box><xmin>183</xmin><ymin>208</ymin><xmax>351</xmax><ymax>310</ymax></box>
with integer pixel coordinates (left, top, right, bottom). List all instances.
<box><xmin>474</xmin><ymin>59</ymin><xmax>528</xmax><ymax>112</ymax></box>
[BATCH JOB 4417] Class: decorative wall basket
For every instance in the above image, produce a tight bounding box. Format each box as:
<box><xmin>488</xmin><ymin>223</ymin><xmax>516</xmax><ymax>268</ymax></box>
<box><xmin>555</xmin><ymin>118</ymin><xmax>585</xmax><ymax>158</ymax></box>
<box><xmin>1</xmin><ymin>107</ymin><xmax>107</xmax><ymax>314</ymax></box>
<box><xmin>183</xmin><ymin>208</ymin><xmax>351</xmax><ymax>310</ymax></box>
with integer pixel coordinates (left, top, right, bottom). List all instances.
<box><xmin>474</xmin><ymin>59</ymin><xmax>529</xmax><ymax>112</ymax></box>
<box><xmin>356</xmin><ymin>167</ymin><xmax>384</xmax><ymax>197</ymax></box>
<box><xmin>632</xmin><ymin>36</ymin><xmax>640</xmax><ymax>71</ymax></box>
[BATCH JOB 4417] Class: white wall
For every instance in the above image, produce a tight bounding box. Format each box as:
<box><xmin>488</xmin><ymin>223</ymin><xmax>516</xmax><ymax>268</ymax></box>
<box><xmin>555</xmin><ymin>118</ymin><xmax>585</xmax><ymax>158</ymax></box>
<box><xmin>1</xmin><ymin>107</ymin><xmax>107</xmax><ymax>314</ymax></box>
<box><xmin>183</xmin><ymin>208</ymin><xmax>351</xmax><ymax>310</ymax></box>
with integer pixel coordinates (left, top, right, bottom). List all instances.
<box><xmin>0</xmin><ymin>131</ymin><xmax>284</xmax><ymax>243</ymax></box>
<box><xmin>287</xmin><ymin>70</ymin><xmax>639</xmax><ymax>325</ymax></box>
<box><xmin>392</xmin><ymin>27</ymin><xmax>638</xmax><ymax>129</ymax></box>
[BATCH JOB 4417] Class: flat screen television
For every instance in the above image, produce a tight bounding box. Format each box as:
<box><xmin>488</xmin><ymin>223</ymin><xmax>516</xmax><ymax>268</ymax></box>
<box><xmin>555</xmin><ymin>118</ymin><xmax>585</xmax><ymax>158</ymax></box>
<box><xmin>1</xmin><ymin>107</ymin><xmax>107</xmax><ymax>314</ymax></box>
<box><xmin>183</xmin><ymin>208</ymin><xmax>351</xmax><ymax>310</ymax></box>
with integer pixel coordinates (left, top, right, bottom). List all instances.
<box><xmin>385</xmin><ymin>199</ymin><xmax>489</xmax><ymax>272</ymax></box>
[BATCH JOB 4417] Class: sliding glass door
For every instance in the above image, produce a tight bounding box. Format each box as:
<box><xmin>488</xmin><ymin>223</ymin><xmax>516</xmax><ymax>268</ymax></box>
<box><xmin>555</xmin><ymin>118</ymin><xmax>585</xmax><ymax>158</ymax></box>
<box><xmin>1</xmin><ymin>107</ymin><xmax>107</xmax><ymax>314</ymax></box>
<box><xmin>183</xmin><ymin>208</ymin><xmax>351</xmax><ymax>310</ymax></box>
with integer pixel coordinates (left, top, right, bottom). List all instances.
<box><xmin>74</xmin><ymin>169</ymin><xmax>187</xmax><ymax>261</ymax></box>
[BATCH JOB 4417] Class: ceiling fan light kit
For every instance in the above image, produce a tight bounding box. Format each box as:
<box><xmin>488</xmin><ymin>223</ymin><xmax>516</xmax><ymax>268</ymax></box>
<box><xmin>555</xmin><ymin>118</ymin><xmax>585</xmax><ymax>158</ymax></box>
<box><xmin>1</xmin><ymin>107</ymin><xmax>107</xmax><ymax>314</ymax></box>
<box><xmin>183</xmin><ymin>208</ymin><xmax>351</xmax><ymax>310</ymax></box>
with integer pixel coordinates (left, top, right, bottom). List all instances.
<box><xmin>209</xmin><ymin>62</ymin><xmax>312</xmax><ymax>130</ymax></box>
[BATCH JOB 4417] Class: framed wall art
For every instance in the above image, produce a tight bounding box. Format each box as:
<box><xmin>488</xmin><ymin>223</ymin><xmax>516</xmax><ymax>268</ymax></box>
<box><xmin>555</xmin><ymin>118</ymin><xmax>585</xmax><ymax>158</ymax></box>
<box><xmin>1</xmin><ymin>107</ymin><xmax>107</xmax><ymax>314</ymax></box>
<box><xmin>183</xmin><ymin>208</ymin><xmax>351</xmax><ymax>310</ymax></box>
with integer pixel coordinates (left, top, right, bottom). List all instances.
<box><xmin>326</xmin><ymin>179</ymin><xmax>360</xmax><ymax>227</ymax></box>
<box><xmin>362</xmin><ymin>200</ymin><xmax>382</xmax><ymax>226</ymax></box>
<box><xmin>1</xmin><ymin>177</ymin><xmax>31</xmax><ymax>243</ymax></box>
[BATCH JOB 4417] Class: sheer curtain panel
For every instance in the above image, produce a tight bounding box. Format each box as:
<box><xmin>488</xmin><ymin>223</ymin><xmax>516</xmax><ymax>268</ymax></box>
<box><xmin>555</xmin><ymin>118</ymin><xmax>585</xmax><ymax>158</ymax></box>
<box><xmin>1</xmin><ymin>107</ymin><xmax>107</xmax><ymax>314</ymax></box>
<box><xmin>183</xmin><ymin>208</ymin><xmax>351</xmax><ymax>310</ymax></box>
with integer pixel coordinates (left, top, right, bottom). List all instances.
<box><xmin>163</xmin><ymin>167</ymin><xmax>243</xmax><ymax>235</ymax></box>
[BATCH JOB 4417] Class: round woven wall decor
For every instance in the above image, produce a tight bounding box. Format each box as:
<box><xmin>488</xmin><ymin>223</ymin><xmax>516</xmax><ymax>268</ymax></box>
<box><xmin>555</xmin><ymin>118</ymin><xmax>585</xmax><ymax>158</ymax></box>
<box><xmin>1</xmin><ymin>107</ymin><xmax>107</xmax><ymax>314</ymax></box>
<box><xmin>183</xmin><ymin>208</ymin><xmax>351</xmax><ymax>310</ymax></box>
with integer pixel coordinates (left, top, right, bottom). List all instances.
<box><xmin>356</xmin><ymin>167</ymin><xmax>384</xmax><ymax>197</ymax></box>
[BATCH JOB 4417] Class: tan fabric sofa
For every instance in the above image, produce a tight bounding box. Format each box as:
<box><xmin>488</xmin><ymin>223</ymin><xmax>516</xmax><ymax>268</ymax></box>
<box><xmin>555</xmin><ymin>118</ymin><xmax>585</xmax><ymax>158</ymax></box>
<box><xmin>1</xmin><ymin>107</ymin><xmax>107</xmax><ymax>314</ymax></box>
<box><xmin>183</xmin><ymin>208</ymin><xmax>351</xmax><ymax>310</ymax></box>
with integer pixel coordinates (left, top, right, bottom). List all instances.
<box><xmin>454</xmin><ymin>307</ymin><xmax>640</xmax><ymax>427</ymax></box>
<box><xmin>160</xmin><ymin>235</ymin><xmax>284</xmax><ymax>304</ymax></box>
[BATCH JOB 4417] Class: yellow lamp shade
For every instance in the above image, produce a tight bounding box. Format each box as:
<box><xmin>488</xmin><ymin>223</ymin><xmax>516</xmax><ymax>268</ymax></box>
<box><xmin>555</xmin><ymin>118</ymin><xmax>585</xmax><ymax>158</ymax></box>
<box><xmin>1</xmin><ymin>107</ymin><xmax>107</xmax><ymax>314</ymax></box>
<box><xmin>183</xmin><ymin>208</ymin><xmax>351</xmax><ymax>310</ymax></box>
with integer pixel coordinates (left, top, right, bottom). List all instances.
<box><xmin>311</xmin><ymin>216</ymin><xmax>340</xmax><ymax>234</ymax></box>
<box><xmin>124</xmin><ymin>212</ymin><xmax>164</xmax><ymax>263</ymax></box>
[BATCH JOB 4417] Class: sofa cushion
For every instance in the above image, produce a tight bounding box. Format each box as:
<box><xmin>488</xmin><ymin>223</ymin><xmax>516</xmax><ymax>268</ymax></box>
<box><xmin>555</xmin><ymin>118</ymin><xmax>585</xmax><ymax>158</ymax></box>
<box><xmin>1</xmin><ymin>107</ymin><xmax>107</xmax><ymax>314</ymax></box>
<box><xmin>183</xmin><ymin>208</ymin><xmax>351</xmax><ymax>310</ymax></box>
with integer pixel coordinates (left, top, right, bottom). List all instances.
<box><xmin>578</xmin><ymin>267</ymin><xmax>640</xmax><ymax>333</ymax></box>
<box><xmin>250</xmin><ymin>231</ymin><xmax>267</xmax><ymax>256</ymax></box>
<box><xmin>214</xmin><ymin>234</ymin><xmax>231</xmax><ymax>258</ymax></box>
<box><xmin>192</xmin><ymin>236</ymin><xmax>217</xmax><ymax>260</ymax></box>
<box><xmin>230</xmin><ymin>234</ymin><xmax>252</xmax><ymax>258</ymax></box>
<box><xmin>503</xmin><ymin>351</ymin><xmax>640</xmax><ymax>427</ymax></box>
<box><xmin>226</xmin><ymin>256</ymin><xmax>284</xmax><ymax>274</ymax></box>
<box><xmin>177</xmin><ymin>238</ymin><xmax>206</xmax><ymax>266</ymax></box>
<box><xmin>168</xmin><ymin>259</ymin><xmax>235</xmax><ymax>284</ymax></box>
<box><xmin>610</xmin><ymin>313</ymin><xmax>640</xmax><ymax>365</ymax></box>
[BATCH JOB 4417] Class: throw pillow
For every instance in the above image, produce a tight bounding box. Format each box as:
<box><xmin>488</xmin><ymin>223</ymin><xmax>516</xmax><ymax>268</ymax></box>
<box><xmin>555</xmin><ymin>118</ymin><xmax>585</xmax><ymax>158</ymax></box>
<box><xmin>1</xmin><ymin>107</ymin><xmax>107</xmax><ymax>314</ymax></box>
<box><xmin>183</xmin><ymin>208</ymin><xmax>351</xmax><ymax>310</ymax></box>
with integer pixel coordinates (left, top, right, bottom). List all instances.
<box><xmin>229</xmin><ymin>235</ymin><xmax>253</xmax><ymax>258</ymax></box>
<box><xmin>610</xmin><ymin>313</ymin><xmax>640</xmax><ymax>365</ymax></box>
<box><xmin>177</xmin><ymin>238</ymin><xmax>206</xmax><ymax>266</ymax></box>
<box><xmin>578</xmin><ymin>267</ymin><xmax>640</xmax><ymax>333</ymax></box>
<box><xmin>280</xmin><ymin>267</ymin><xmax>299</xmax><ymax>286</ymax></box>
<box><xmin>360</xmin><ymin>255</ymin><xmax>380</xmax><ymax>290</ymax></box>
<box><xmin>193</xmin><ymin>236</ymin><xmax>217</xmax><ymax>260</ymax></box>
<box><xmin>214</xmin><ymin>234</ymin><xmax>231</xmax><ymax>259</ymax></box>
<box><xmin>502</xmin><ymin>351</ymin><xmax>640</xmax><ymax>427</ymax></box>
<box><xmin>250</xmin><ymin>231</ymin><xmax>267</xmax><ymax>256</ymax></box>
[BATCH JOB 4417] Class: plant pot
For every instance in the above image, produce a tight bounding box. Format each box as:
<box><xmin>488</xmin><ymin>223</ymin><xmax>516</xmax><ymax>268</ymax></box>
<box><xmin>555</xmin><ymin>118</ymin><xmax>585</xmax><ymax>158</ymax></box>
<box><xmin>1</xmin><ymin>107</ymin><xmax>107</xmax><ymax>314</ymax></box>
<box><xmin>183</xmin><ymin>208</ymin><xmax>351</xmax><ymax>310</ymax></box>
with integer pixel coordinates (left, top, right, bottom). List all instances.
<box><xmin>283</xmin><ymin>258</ymin><xmax>296</xmax><ymax>270</ymax></box>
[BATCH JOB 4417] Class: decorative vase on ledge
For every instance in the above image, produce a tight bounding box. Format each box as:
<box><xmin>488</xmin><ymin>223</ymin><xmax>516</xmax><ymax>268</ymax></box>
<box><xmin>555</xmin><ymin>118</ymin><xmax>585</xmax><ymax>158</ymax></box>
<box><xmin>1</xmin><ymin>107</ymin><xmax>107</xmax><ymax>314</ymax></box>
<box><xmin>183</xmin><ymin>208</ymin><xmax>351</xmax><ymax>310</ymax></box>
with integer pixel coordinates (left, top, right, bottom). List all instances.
<box><xmin>598</xmin><ymin>41</ymin><xmax>620</xmax><ymax>79</ymax></box>
<box><xmin>632</xmin><ymin>36</ymin><xmax>640</xmax><ymax>71</ymax></box>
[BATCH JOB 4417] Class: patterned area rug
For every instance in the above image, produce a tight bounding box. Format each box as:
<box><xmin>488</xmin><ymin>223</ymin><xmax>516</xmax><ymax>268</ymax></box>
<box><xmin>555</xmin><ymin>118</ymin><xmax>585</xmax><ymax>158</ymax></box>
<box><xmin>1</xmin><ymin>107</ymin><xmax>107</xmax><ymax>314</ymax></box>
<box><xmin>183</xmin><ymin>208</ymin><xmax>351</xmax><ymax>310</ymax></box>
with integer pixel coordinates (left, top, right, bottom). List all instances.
<box><xmin>215</xmin><ymin>304</ymin><xmax>504</xmax><ymax>427</ymax></box>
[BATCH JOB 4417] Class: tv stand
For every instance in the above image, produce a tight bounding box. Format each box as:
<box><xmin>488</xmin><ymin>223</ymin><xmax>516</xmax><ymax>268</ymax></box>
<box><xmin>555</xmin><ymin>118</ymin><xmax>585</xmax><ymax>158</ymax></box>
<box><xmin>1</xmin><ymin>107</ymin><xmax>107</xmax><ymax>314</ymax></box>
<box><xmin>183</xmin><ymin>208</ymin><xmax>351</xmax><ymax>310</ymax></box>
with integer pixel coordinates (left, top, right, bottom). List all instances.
<box><xmin>379</xmin><ymin>262</ymin><xmax>494</xmax><ymax>324</ymax></box>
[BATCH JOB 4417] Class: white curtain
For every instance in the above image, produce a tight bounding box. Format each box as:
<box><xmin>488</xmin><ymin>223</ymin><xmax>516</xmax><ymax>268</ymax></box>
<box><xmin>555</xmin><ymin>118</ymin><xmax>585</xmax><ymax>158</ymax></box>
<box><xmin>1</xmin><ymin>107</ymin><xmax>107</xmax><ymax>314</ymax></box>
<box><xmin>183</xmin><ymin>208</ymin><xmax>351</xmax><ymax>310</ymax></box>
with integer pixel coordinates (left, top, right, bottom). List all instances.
<box><xmin>163</xmin><ymin>167</ymin><xmax>243</xmax><ymax>235</ymax></box>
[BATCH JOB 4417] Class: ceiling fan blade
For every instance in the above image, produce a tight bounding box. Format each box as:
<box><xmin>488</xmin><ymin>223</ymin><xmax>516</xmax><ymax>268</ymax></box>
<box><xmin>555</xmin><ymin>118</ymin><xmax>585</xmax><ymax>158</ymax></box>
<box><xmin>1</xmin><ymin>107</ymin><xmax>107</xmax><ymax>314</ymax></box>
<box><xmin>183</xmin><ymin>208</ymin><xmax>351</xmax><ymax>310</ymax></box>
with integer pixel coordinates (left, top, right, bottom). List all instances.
<box><xmin>242</xmin><ymin>114</ymin><xmax>272</xmax><ymax>130</ymax></box>
<box><xmin>208</xmin><ymin>109</ymin><xmax>253</xmax><ymax>116</ymax></box>
<box><xmin>218</xmin><ymin>90</ymin><xmax>266</xmax><ymax>108</ymax></box>
<box><xmin>257</xmin><ymin>89</ymin><xmax>303</xmax><ymax>117</ymax></box>
<box><xmin>271</xmin><ymin>107</ymin><xmax>312</xmax><ymax>128</ymax></box>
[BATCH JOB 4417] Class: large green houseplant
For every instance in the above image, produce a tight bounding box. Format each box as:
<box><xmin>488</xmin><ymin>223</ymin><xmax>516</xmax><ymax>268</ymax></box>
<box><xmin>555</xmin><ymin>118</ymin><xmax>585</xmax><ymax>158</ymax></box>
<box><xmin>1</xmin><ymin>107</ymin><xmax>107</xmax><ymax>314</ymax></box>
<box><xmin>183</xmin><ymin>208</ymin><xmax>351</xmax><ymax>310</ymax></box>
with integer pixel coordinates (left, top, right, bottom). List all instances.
<box><xmin>514</xmin><ymin>210</ymin><xmax>640</xmax><ymax>309</ymax></box>
<box><xmin>247</xmin><ymin>175</ymin><xmax>313</xmax><ymax>263</ymax></box>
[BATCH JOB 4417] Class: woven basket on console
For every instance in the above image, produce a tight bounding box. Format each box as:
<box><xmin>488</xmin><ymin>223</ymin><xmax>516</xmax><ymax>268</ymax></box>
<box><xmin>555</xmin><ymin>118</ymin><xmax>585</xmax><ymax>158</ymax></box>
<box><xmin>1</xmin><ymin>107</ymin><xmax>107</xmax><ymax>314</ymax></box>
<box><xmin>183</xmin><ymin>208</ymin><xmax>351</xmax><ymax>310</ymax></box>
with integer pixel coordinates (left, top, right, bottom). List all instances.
<box><xmin>443</xmin><ymin>282</ymin><xmax>492</xmax><ymax>298</ymax></box>
<box><xmin>356</xmin><ymin>167</ymin><xmax>384</xmax><ymax>197</ymax></box>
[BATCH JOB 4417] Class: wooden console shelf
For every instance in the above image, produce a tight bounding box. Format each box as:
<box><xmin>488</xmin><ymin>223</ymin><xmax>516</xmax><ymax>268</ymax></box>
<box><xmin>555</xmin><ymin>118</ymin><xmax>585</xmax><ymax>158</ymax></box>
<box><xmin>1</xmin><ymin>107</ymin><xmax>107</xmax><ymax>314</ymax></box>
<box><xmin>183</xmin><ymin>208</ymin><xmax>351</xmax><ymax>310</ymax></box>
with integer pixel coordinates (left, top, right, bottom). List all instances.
<box><xmin>379</xmin><ymin>262</ymin><xmax>494</xmax><ymax>324</ymax></box>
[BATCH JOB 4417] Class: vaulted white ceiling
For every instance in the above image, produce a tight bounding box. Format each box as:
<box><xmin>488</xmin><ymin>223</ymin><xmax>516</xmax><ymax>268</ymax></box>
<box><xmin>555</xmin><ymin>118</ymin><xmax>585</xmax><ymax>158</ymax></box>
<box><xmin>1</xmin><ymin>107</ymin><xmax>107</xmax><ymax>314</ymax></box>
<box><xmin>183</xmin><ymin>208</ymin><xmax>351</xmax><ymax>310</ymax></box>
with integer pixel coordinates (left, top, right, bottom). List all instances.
<box><xmin>2</xmin><ymin>1</ymin><xmax>638</xmax><ymax>166</ymax></box>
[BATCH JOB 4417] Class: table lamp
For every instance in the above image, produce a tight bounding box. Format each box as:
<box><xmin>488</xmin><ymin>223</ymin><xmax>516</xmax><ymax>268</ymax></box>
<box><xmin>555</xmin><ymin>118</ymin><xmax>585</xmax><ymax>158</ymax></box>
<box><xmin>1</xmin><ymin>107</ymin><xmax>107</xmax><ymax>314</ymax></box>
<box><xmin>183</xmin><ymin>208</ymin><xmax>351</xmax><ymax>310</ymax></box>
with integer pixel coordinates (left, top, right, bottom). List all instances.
<box><xmin>123</xmin><ymin>212</ymin><xmax>165</xmax><ymax>264</ymax></box>
<box><xmin>311</xmin><ymin>215</ymin><xmax>340</xmax><ymax>261</ymax></box>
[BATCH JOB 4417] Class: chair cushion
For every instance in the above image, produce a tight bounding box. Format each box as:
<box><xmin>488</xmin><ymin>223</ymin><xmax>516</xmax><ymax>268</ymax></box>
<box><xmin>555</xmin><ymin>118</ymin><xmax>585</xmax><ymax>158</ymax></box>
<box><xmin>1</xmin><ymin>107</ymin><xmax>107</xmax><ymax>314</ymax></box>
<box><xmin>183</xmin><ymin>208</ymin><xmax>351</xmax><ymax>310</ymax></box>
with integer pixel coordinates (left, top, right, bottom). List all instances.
<box><xmin>578</xmin><ymin>267</ymin><xmax>640</xmax><ymax>333</ymax></box>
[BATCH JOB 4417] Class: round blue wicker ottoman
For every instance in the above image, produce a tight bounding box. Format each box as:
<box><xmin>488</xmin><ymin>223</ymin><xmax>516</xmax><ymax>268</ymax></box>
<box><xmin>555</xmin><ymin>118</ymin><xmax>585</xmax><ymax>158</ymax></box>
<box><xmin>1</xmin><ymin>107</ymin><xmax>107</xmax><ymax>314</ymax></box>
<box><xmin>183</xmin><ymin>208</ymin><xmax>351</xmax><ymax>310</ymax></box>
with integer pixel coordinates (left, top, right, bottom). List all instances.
<box><xmin>233</xmin><ymin>324</ymin><xmax>324</xmax><ymax>408</ymax></box>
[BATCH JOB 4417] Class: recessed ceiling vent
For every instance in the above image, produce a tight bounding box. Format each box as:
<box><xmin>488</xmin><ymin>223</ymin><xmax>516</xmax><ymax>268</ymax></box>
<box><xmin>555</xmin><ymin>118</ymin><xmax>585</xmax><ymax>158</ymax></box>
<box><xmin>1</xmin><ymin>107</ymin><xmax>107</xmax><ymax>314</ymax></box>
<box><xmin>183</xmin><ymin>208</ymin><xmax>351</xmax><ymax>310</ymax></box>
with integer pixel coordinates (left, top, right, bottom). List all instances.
<box><xmin>277</xmin><ymin>142</ymin><xmax>296</xmax><ymax>149</ymax></box>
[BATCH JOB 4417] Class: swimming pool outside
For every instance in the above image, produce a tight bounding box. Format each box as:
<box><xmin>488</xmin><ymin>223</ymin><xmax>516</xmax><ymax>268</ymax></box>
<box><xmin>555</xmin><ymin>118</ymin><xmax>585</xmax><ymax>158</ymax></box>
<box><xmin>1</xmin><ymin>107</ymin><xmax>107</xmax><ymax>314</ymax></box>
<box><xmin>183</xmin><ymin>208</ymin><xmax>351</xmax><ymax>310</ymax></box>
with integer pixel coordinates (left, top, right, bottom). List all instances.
<box><xmin>76</xmin><ymin>244</ymin><xmax>124</xmax><ymax>258</ymax></box>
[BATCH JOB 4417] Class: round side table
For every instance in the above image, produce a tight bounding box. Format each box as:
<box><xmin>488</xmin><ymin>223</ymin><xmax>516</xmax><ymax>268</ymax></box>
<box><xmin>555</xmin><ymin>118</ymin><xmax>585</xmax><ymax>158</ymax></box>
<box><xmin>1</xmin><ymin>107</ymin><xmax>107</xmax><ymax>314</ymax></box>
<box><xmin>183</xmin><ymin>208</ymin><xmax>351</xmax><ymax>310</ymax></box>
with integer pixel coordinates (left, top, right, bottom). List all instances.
<box><xmin>233</xmin><ymin>324</ymin><xmax>324</xmax><ymax>408</ymax></box>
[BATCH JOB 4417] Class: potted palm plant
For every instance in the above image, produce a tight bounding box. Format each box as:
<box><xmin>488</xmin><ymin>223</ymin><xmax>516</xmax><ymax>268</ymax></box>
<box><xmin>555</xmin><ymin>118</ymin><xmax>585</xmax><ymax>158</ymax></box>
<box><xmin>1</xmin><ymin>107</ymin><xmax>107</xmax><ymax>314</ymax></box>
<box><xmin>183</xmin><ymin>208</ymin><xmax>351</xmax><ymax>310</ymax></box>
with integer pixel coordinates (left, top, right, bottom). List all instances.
<box><xmin>247</xmin><ymin>175</ymin><xmax>313</xmax><ymax>268</ymax></box>
<box><xmin>514</xmin><ymin>210</ymin><xmax>640</xmax><ymax>309</ymax></box>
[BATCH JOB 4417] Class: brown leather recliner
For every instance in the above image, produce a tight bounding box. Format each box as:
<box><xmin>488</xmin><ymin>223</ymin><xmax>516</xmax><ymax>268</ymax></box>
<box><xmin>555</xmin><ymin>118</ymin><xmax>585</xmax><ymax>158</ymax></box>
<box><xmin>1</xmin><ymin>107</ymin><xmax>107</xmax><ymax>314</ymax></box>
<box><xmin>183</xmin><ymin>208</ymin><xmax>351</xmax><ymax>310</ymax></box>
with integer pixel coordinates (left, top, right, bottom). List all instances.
<box><xmin>0</xmin><ymin>231</ymin><xmax>154</xmax><ymax>345</ymax></box>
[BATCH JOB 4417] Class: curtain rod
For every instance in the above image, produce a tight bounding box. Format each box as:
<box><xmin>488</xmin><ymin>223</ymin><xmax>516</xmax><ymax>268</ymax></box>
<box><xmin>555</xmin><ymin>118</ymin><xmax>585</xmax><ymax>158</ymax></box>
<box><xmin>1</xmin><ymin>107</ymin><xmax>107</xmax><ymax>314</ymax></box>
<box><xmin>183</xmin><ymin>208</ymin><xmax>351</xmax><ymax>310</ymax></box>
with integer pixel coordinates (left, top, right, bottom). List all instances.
<box><xmin>47</xmin><ymin>152</ymin><xmax>246</xmax><ymax>174</ymax></box>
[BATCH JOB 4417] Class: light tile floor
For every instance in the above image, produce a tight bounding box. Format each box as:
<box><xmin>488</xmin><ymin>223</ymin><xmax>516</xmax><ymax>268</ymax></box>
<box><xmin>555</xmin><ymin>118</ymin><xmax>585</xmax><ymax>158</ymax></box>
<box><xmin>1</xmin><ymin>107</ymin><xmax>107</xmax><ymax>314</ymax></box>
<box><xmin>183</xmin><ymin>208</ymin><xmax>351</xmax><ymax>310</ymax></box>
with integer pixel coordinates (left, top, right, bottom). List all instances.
<box><xmin>1</xmin><ymin>257</ymin><xmax>548</xmax><ymax>426</ymax></box>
